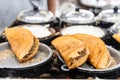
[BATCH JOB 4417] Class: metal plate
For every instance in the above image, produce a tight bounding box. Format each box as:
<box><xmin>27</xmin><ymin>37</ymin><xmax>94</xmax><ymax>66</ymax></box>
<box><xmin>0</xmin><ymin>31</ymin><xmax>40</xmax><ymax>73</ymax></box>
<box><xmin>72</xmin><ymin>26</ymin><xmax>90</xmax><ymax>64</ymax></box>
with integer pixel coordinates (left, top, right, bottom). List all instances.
<box><xmin>57</xmin><ymin>46</ymin><xmax>120</xmax><ymax>72</ymax></box>
<box><xmin>0</xmin><ymin>42</ymin><xmax>52</xmax><ymax>68</ymax></box>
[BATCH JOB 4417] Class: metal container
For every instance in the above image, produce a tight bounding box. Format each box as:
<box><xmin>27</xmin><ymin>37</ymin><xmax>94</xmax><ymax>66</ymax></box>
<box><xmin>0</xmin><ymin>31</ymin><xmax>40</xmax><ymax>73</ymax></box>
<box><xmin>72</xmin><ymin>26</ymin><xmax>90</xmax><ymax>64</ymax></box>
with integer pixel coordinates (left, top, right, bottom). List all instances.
<box><xmin>78</xmin><ymin>0</ymin><xmax>109</xmax><ymax>15</ymax></box>
<box><xmin>0</xmin><ymin>42</ymin><xmax>53</xmax><ymax>78</ymax></box>
<box><xmin>57</xmin><ymin>46</ymin><xmax>120</xmax><ymax>78</ymax></box>
<box><xmin>60</xmin><ymin>8</ymin><xmax>95</xmax><ymax>27</ymax></box>
<box><xmin>96</xmin><ymin>7</ymin><xmax>120</xmax><ymax>28</ymax></box>
<box><xmin>13</xmin><ymin>0</ymin><xmax>55</xmax><ymax>26</ymax></box>
<box><xmin>17</xmin><ymin>9</ymin><xmax>55</xmax><ymax>24</ymax></box>
<box><xmin>103</xmin><ymin>22</ymin><xmax>120</xmax><ymax>50</ymax></box>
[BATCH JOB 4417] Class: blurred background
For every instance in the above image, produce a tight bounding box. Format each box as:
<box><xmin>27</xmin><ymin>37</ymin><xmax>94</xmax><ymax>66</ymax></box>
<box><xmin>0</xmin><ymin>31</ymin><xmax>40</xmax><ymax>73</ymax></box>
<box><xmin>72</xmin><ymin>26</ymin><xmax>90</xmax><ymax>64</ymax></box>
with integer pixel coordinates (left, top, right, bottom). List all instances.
<box><xmin>0</xmin><ymin>0</ymin><xmax>120</xmax><ymax>32</ymax></box>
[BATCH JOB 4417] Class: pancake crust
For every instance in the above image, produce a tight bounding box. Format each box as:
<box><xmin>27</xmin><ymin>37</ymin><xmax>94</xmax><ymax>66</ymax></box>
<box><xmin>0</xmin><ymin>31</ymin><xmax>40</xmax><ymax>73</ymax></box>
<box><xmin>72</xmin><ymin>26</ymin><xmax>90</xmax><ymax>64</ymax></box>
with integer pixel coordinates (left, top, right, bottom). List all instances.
<box><xmin>5</xmin><ymin>27</ymin><xmax>39</xmax><ymax>62</ymax></box>
<box><xmin>72</xmin><ymin>34</ymin><xmax>111</xmax><ymax>69</ymax></box>
<box><xmin>52</xmin><ymin>35</ymin><xmax>89</xmax><ymax>69</ymax></box>
<box><xmin>112</xmin><ymin>33</ymin><xmax>120</xmax><ymax>43</ymax></box>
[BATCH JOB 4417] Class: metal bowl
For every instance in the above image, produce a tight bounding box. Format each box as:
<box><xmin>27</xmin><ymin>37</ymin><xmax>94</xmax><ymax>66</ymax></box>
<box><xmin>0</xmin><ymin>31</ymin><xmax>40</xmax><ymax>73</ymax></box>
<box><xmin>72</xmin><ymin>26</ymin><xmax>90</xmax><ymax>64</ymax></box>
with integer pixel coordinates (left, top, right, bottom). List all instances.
<box><xmin>57</xmin><ymin>46</ymin><xmax>120</xmax><ymax>78</ymax></box>
<box><xmin>96</xmin><ymin>7</ymin><xmax>120</xmax><ymax>28</ymax></box>
<box><xmin>103</xmin><ymin>22</ymin><xmax>120</xmax><ymax>50</ymax></box>
<box><xmin>60</xmin><ymin>8</ymin><xmax>95</xmax><ymax>26</ymax></box>
<box><xmin>0</xmin><ymin>42</ymin><xmax>53</xmax><ymax>78</ymax></box>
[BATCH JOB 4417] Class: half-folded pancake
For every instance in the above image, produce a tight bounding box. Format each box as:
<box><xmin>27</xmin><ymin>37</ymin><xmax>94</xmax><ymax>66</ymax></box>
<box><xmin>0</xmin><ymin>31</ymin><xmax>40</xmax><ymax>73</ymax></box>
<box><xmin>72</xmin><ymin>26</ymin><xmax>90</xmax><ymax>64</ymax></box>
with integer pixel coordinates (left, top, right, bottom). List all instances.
<box><xmin>112</xmin><ymin>33</ymin><xmax>120</xmax><ymax>43</ymax></box>
<box><xmin>5</xmin><ymin>27</ymin><xmax>39</xmax><ymax>62</ymax></box>
<box><xmin>72</xmin><ymin>34</ymin><xmax>115</xmax><ymax>69</ymax></box>
<box><xmin>52</xmin><ymin>35</ymin><xmax>89</xmax><ymax>69</ymax></box>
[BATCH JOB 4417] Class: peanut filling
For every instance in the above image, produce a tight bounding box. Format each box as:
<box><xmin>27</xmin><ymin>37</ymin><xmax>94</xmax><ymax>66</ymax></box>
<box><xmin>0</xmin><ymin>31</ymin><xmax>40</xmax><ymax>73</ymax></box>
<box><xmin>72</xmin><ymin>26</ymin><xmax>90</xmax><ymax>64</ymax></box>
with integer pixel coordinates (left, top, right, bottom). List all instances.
<box><xmin>69</xmin><ymin>48</ymin><xmax>87</xmax><ymax>66</ymax></box>
<box><xmin>23</xmin><ymin>38</ymin><xmax>38</xmax><ymax>59</ymax></box>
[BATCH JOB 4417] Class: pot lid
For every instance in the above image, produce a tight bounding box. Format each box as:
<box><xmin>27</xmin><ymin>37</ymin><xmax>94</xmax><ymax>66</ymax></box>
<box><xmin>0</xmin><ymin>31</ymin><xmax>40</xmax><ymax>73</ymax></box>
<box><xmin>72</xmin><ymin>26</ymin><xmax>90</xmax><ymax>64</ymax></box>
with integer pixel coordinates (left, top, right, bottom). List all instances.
<box><xmin>110</xmin><ymin>21</ymin><xmax>120</xmax><ymax>34</ymax></box>
<box><xmin>80</xmin><ymin>0</ymin><xmax>108</xmax><ymax>8</ymax></box>
<box><xmin>109</xmin><ymin>0</ymin><xmax>120</xmax><ymax>7</ymax></box>
<box><xmin>60</xmin><ymin>8</ymin><xmax>95</xmax><ymax>24</ymax></box>
<box><xmin>98</xmin><ymin>7</ymin><xmax>120</xmax><ymax>23</ymax></box>
<box><xmin>17</xmin><ymin>9</ymin><xmax>55</xmax><ymax>23</ymax></box>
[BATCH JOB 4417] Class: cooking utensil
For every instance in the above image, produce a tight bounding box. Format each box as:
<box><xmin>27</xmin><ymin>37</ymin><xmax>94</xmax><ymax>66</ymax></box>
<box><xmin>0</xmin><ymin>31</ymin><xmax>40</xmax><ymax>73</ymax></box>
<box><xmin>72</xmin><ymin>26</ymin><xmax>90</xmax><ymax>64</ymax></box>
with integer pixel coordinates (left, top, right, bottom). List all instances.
<box><xmin>96</xmin><ymin>6</ymin><xmax>120</xmax><ymax>28</ymax></box>
<box><xmin>104</xmin><ymin>22</ymin><xmax>120</xmax><ymax>50</ymax></box>
<box><xmin>0</xmin><ymin>42</ymin><xmax>53</xmax><ymax>78</ymax></box>
<box><xmin>17</xmin><ymin>9</ymin><xmax>55</xmax><ymax>24</ymax></box>
<box><xmin>17</xmin><ymin>0</ymin><xmax>55</xmax><ymax>24</ymax></box>
<box><xmin>57</xmin><ymin>46</ymin><xmax>120</xmax><ymax>78</ymax></box>
<box><xmin>80</xmin><ymin>0</ymin><xmax>108</xmax><ymax>8</ymax></box>
<box><xmin>60</xmin><ymin>8</ymin><xmax>95</xmax><ymax>26</ymax></box>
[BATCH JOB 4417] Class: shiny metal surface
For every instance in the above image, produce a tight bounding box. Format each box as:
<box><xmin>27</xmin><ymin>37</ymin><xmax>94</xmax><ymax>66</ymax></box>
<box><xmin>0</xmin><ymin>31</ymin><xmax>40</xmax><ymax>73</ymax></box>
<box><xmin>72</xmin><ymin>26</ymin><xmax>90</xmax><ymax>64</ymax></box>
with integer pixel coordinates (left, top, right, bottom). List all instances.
<box><xmin>57</xmin><ymin>46</ymin><xmax>120</xmax><ymax>72</ymax></box>
<box><xmin>98</xmin><ymin>9</ymin><xmax>120</xmax><ymax>23</ymax></box>
<box><xmin>110</xmin><ymin>22</ymin><xmax>120</xmax><ymax>34</ymax></box>
<box><xmin>17</xmin><ymin>9</ymin><xmax>55</xmax><ymax>23</ymax></box>
<box><xmin>60</xmin><ymin>9</ymin><xmax>95</xmax><ymax>24</ymax></box>
<box><xmin>0</xmin><ymin>42</ymin><xmax>53</xmax><ymax>68</ymax></box>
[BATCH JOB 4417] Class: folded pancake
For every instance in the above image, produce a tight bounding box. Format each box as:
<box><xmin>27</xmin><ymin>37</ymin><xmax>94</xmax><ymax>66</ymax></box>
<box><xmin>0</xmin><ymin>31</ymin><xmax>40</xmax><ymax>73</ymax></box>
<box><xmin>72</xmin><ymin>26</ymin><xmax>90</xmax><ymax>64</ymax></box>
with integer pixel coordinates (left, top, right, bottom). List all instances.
<box><xmin>52</xmin><ymin>35</ymin><xmax>89</xmax><ymax>69</ymax></box>
<box><xmin>112</xmin><ymin>33</ymin><xmax>120</xmax><ymax>43</ymax></box>
<box><xmin>5</xmin><ymin>27</ymin><xmax>39</xmax><ymax>62</ymax></box>
<box><xmin>72</xmin><ymin>34</ymin><xmax>115</xmax><ymax>69</ymax></box>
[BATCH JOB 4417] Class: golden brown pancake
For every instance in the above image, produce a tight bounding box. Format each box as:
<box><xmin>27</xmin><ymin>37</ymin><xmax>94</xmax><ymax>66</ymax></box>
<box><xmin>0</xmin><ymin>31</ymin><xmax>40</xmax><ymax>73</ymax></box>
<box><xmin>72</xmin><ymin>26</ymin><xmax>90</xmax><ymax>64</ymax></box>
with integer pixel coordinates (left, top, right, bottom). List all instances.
<box><xmin>5</xmin><ymin>27</ymin><xmax>39</xmax><ymax>62</ymax></box>
<box><xmin>52</xmin><ymin>35</ymin><xmax>89</xmax><ymax>69</ymax></box>
<box><xmin>112</xmin><ymin>33</ymin><xmax>120</xmax><ymax>43</ymax></box>
<box><xmin>72</xmin><ymin>34</ymin><xmax>112</xmax><ymax>69</ymax></box>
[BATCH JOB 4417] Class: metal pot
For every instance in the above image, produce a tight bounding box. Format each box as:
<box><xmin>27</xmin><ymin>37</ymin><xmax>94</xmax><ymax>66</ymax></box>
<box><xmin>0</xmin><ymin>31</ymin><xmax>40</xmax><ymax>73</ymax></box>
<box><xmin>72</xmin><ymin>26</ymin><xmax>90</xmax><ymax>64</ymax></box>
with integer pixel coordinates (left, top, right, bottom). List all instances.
<box><xmin>5</xmin><ymin>24</ymin><xmax>56</xmax><ymax>46</ymax></box>
<box><xmin>60</xmin><ymin>8</ymin><xmax>95</xmax><ymax>27</ymax></box>
<box><xmin>103</xmin><ymin>22</ymin><xmax>120</xmax><ymax>50</ymax></box>
<box><xmin>80</xmin><ymin>0</ymin><xmax>108</xmax><ymax>8</ymax></box>
<box><xmin>16</xmin><ymin>9</ymin><xmax>55</xmax><ymax>25</ymax></box>
<box><xmin>96</xmin><ymin>6</ymin><xmax>120</xmax><ymax>28</ymax></box>
<box><xmin>0</xmin><ymin>42</ymin><xmax>53</xmax><ymax>78</ymax></box>
<box><xmin>79</xmin><ymin>0</ymin><xmax>109</xmax><ymax>15</ymax></box>
<box><xmin>57</xmin><ymin>46</ymin><xmax>120</xmax><ymax>78</ymax></box>
<box><xmin>15</xmin><ymin>0</ymin><xmax>56</xmax><ymax>26</ymax></box>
